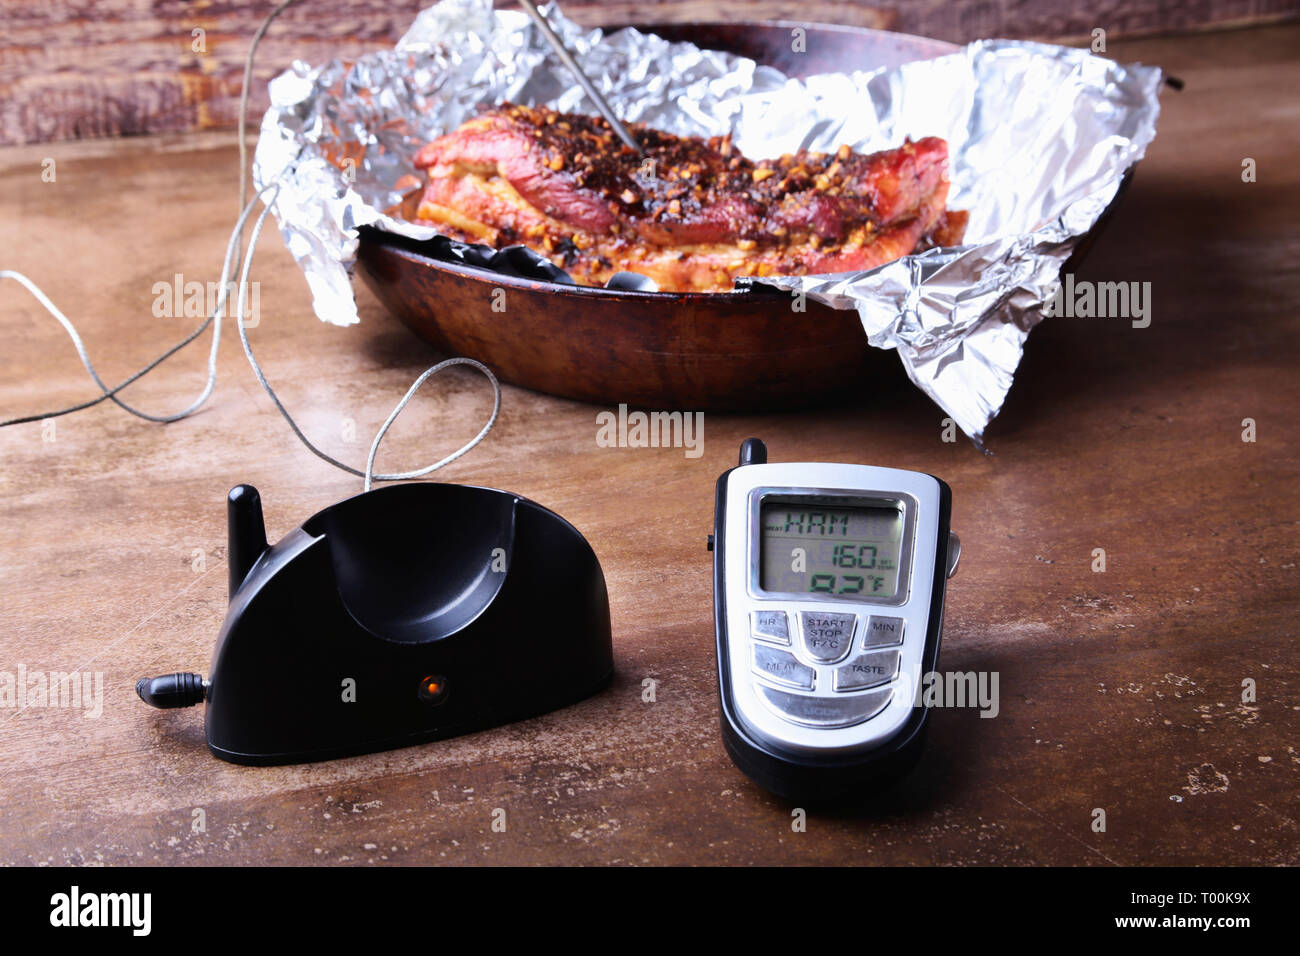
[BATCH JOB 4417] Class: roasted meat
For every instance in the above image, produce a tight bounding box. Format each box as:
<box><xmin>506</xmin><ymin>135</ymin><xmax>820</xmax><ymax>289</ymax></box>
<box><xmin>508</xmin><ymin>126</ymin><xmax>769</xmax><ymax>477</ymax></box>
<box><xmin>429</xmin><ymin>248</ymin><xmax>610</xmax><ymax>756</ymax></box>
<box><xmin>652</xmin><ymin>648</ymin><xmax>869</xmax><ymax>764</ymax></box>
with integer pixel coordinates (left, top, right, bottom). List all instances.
<box><xmin>412</xmin><ymin>103</ymin><xmax>966</xmax><ymax>292</ymax></box>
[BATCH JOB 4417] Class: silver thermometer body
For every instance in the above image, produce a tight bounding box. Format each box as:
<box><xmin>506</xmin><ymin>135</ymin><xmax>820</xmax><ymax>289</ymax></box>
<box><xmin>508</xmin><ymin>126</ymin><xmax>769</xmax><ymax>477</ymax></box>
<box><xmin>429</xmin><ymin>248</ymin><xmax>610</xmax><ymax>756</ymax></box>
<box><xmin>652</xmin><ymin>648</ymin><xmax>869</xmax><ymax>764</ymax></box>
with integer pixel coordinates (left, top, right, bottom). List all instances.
<box><xmin>711</xmin><ymin>439</ymin><xmax>959</xmax><ymax>801</ymax></box>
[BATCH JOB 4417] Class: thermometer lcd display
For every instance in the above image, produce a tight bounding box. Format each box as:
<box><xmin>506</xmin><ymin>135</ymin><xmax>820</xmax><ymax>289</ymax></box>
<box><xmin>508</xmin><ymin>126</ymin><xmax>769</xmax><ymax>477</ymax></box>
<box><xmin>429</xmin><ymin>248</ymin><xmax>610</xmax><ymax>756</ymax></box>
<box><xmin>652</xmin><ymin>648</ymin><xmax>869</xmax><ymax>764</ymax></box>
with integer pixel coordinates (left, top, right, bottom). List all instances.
<box><xmin>759</xmin><ymin>500</ymin><xmax>904</xmax><ymax>598</ymax></box>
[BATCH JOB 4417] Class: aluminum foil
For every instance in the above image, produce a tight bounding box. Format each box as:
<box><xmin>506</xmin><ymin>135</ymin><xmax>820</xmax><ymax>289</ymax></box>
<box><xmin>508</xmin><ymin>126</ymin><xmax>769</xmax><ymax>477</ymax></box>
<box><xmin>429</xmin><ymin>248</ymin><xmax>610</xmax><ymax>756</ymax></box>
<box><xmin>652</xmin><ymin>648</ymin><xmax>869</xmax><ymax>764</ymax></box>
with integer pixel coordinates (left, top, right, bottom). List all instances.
<box><xmin>252</xmin><ymin>0</ymin><xmax>1163</xmax><ymax>443</ymax></box>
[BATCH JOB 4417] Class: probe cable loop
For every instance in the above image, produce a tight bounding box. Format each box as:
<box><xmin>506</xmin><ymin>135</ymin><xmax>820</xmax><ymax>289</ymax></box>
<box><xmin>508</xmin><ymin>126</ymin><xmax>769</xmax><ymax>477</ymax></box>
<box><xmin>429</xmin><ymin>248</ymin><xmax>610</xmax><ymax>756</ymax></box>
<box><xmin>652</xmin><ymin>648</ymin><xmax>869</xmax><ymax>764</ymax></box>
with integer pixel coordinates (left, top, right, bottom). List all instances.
<box><xmin>2</xmin><ymin>181</ymin><xmax>503</xmax><ymax>490</ymax></box>
<box><xmin>0</xmin><ymin>177</ymin><xmax>281</xmax><ymax>427</ymax></box>
<box><xmin>233</xmin><ymin>188</ymin><xmax>502</xmax><ymax>488</ymax></box>
<box><xmin>2</xmin><ymin>0</ymin><xmax>500</xmax><ymax>488</ymax></box>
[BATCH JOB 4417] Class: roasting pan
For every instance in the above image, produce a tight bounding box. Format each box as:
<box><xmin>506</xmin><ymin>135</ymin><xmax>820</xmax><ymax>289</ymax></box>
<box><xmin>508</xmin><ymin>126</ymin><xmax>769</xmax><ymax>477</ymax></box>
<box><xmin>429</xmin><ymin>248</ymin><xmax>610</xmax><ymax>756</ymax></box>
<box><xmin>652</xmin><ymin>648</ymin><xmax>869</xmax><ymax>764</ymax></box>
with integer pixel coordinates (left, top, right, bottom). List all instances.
<box><xmin>353</xmin><ymin>22</ymin><xmax>1117</xmax><ymax>410</ymax></box>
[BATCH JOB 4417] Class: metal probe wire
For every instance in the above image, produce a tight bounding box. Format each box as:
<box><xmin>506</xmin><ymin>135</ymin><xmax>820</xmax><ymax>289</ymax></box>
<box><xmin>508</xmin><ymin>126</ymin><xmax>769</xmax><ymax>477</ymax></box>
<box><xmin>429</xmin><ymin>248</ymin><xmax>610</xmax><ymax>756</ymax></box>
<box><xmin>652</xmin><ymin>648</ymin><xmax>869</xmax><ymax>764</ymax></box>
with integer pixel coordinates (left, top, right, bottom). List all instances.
<box><xmin>516</xmin><ymin>0</ymin><xmax>644</xmax><ymax>155</ymax></box>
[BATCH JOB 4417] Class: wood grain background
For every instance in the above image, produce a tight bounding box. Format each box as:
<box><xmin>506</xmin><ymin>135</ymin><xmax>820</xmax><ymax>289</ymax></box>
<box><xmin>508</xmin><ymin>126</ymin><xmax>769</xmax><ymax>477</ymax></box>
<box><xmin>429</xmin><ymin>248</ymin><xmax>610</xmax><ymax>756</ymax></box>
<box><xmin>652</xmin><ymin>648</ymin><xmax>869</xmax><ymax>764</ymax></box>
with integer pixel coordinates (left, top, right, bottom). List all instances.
<box><xmin>1</xmin><ymin>21</ymin><xmax>1297</xmax><ymax>866</ymax></box>
<box><xmin>3</xmin><ymin>0</ymin><xmax>1299</xmax><ymax>147</ymax></box>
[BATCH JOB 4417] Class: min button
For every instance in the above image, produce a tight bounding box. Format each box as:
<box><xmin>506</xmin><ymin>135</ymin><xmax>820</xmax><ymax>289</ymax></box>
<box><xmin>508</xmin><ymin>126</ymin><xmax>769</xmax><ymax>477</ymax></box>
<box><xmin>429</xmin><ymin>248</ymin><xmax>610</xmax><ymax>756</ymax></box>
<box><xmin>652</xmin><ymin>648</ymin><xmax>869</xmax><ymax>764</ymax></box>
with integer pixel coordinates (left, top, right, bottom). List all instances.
<box><xmin>864</xmin><ymin>615</ymin><xmax>905</xmax><ymax>647</ymax></box>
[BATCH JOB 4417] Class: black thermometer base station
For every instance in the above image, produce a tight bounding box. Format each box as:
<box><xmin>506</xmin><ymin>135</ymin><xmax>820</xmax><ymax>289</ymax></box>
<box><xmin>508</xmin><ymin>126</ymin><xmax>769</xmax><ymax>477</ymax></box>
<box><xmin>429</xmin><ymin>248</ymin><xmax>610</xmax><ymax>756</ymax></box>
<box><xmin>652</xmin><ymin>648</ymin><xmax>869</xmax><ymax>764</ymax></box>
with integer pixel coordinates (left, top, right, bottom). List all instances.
<box><xmin>712</xmin><ymin>439</ymin><xmax>959</xmax><ymax>804</ymax></box>
<box><xmin>137</xmin><ymin>482</ymin><xmax>614</xmax><ymax>765</ymax></box>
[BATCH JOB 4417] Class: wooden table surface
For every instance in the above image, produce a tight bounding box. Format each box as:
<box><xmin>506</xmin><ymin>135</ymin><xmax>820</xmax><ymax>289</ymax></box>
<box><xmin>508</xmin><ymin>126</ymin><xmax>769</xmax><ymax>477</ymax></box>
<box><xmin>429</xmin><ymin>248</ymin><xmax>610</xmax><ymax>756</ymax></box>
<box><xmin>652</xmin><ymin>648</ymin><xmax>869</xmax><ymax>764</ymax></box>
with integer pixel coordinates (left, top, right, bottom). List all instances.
<box><xmin>1</xmin><ymin>23</ymin><xmax>1297</xmax><ymax>866</ymax></box>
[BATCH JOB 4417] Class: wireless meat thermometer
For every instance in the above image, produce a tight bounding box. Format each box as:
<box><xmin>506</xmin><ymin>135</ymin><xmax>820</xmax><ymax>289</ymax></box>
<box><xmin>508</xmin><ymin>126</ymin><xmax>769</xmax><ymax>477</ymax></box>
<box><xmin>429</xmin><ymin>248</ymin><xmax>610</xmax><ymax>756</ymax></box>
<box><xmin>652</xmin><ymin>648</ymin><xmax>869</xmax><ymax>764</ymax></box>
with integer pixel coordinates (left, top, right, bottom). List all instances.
<box><xmin>710</xmin><ymin>439</ymin><xmax>961</xmax><ymax>801</ymax></box>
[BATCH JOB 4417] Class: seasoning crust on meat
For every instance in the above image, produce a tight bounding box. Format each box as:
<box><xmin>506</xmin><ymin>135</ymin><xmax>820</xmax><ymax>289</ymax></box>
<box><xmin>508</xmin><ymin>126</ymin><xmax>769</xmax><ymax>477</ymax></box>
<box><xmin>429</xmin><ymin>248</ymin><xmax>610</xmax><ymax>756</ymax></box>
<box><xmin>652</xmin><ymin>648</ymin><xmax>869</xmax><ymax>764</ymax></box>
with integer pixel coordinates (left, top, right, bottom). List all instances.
<box><xmin>413</xmin><ymin>103</ymin><xmax>967</xmax><ymax>292</ymax></box>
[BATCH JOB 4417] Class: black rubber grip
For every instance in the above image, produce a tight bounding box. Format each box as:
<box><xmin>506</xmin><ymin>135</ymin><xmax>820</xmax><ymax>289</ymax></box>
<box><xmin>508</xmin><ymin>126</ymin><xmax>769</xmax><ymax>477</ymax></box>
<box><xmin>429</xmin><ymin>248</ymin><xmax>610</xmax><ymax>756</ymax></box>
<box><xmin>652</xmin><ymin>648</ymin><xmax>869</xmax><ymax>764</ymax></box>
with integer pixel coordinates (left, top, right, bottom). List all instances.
<box><xmin>136</xmin><ymin>672</ymin><xmax>206</xmax><ymax>708</ymax></box>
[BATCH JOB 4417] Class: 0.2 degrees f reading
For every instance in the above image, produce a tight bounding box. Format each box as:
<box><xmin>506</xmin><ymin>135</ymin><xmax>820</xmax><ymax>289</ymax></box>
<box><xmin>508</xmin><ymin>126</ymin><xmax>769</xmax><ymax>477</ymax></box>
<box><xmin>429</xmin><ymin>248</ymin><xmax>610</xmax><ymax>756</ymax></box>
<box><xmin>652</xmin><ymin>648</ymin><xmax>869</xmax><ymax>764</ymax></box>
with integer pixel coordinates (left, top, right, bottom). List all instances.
<box><xmin>759</xmin><ymin>502</ymin><xmax>903</xmax><ymax>599</ymax></box>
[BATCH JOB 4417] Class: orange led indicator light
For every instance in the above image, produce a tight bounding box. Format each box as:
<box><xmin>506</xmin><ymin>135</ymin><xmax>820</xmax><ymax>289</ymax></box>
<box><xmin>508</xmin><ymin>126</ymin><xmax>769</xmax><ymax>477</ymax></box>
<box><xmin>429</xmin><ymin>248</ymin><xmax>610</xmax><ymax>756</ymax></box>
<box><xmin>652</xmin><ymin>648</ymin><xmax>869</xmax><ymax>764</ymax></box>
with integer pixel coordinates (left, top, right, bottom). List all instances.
<box><xmin>418</xmin><ymin>675</ymin><xmax>448</xmax><ymax>703</ymax></box>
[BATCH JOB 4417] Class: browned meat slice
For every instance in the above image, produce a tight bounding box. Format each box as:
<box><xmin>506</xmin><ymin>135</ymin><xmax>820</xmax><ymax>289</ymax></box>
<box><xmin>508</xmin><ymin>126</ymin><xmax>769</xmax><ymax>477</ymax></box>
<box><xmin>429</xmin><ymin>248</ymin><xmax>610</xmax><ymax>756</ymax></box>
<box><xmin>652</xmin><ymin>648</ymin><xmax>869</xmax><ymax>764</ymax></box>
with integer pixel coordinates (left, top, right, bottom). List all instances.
<box><xmin>413</xmin><ymin>103</ymin><xmax>966</xmax><ymax>292</ymax></box>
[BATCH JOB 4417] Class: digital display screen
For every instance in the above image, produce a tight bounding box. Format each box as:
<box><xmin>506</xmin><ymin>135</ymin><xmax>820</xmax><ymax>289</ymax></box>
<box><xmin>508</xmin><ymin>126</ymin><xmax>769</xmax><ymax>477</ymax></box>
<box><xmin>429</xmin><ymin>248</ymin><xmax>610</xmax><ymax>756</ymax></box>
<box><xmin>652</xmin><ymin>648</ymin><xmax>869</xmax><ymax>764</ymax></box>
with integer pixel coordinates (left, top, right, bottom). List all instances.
<box><xmin>759</xmin><ymin>500</ymin><xmax>904</xmax><ymax>599</ymax></box>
